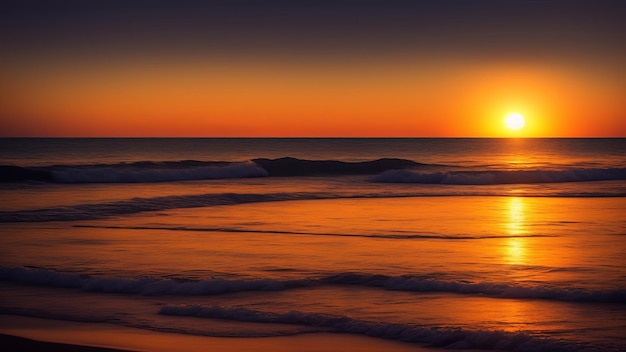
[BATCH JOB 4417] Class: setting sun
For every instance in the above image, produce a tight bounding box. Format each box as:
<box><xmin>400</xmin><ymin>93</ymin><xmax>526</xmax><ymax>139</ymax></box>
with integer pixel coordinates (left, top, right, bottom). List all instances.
<box><xmin>504</xmin><ymin>113</ymin><xmax>526</xmax><ymax>131</ymax></box>
<box><xmin>1</xmin><ymin>2</ymin><xmax>625</xmax><ymax>352</ymax></box>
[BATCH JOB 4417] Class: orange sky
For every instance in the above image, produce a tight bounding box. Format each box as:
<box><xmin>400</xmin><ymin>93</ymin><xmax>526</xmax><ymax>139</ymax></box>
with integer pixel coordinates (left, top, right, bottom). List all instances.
<box><xmin>1</xmin><ymin>1</ymin><xmax>624</xmax><ymax>137</ymax></box>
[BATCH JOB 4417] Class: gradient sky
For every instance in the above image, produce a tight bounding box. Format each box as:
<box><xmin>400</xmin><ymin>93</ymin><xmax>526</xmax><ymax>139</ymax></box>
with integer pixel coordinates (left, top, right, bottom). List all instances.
<box><xmin>1</xmin><ymin>0</ymin><xmax>625</xmax><ymax>137</ymax></box>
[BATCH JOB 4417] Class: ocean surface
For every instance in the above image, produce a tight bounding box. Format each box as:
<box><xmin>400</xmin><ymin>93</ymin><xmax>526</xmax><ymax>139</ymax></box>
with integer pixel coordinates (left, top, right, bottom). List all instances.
<box><xmin>1</xmin><ymin>138</ymin><xmax>625</xmax><ymax>351</ymax></box>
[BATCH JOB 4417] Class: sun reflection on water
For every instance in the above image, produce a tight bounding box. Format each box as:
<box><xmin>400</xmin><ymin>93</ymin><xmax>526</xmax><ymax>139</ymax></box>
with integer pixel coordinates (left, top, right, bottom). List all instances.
<box><xmin>506</xmin><ymin>197</ymin><xmax>526</xmax><ymax>235</ymax></box>
<box><xmin>505</xmin><ymin>197</ymin><xmax>527</xmax><ymax>265</ymax></box>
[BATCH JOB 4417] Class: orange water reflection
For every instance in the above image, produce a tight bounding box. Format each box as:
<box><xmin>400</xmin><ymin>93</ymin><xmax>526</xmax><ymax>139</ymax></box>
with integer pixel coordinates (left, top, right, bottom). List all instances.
<box><xmin>5</xmin><ymin>196</ymin><xmax>622</xmax><ymax>285</ymax></box>
<box><xmin>506</xmin><ymin>197</ymin><xmax>526</xmax><ymax>235</ymax></box>
<box><xmin>505</xmin><ymin>197</ymin><xmax>527</xmax><ymax>265</ymax></box>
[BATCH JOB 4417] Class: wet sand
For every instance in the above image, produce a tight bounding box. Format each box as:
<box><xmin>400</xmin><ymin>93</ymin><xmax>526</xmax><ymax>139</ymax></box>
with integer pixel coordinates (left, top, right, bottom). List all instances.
<box><xmin>0</xmin><ymin>315</ymin><xmax>440</xmax><ymax>352</ymax></box>
<box><xmin>0</xmin><ymin>334</ymin><xmax>134</xmax><ymax>352</ymax></box>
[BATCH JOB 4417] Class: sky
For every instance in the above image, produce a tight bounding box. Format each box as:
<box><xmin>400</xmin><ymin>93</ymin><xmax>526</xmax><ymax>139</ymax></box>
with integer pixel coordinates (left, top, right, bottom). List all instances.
<box><xmin>1</xmin><ymin>0</ymin><xmax>625</xmax><ymax>137</ymax></box>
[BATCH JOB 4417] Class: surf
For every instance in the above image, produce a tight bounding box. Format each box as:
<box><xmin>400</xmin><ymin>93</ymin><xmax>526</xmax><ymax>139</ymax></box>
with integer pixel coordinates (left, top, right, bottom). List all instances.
<box><xmin>3</xmin><ymin>158</ymin><xmax>625</xmax><ymax>186</ymax></box>
<box><xmin>3</xmin><ymin>267</ymin><xmax>624</xmax><ymax>304</ymax></box>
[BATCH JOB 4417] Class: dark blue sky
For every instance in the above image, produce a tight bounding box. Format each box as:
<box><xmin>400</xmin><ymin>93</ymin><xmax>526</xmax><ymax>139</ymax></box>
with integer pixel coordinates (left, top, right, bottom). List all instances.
<box><xmin>3</xmin><ymin>0</ymin><xmax>624</xmax><ymax>63</ymax></box>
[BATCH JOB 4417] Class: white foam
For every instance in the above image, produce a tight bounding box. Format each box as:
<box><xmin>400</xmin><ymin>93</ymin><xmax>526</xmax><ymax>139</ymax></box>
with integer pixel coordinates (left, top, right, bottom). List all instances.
<box><xmin>381</xmin><ymin>276</ymin><xmax>626</xmax><ymax>303</ymax></box>
<box><xmin>372</xmin><ymin>168</ymin><xmax>626</xmax><ymax>185</ymax></box>
<box><xmin>0</xmin><ymin>267</ymin><xmax>287</xmax><ymax>295</ymax></box>
<box><xmin>0</xmin><ymin>192</ymin><xmax>330</xmax><ymax>222</ymax></box>
<box><xmin>2</xmin><ymin>267</ymin><xmax>624</xmax><ymax>304</ymax></box>
<box><xmin>159</xmin><ymin>305</ymin><xmax>577</xmax><ymax>351</ymax></box>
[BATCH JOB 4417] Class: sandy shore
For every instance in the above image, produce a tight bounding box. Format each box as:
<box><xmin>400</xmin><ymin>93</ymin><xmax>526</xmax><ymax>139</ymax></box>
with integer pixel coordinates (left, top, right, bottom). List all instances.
<box><xmin>0</xmin><ymin>315</ymin><xmax>440</xmax><ymax>352</ymax></box>
<box><xmin>1</xmin><ymin>334</ymin><xmax>134</xmax><ymax>352</ymax></box>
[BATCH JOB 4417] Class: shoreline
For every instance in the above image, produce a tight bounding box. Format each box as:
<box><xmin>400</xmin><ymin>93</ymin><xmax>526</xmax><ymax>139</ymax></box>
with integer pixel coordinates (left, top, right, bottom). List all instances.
<box><xmin>0</xmin><ymin>334</ymin><xmax>135</xmax><ymax>352</ymax></box>
<box><xmin>0</xmin><ymin>315</ymin><xmax>442</xmax><ymax>352</ymax></box>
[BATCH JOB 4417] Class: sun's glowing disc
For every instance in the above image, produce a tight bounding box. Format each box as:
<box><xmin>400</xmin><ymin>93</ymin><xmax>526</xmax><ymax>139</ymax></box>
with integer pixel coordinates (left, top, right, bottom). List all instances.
<box><xmin>504</xmin><ymin>113</ymin><xmax>525</xmax><ymax>130</ymax></box>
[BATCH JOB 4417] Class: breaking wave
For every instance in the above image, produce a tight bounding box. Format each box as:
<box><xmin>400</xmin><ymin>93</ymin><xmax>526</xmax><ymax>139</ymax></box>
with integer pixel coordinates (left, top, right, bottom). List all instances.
<box><xmin>3</xmin><ymin>158</ymin><xmax>625</xmax><ymax>186</ymax></box>
<box><xmin>0</xmin><ymin>161</ymin><xmax>267</xmax><ymax>183</ymax></box>
<box><xmin>252</xmin><ymin>157</ymin><xmax>424</xmax><ymax>176</ymax></box>
<box><xmin>322</xmin><ymin>273</ymin><xmax>626</xmax><ymax>303</ymax></box>
<box><xmin>0</xmin><ymin>158</ymin><xmax>423</xmax><ymax>184</ymax></box>
<box><xmin>0</xmin><ymin>266</ymin><xmax>294</xmax><ymax>295</ymax></box>
<box><xmin>2</xmin><ymin>267</ymin><xmax>624</xmax><ymax>304</ymax></box>
<box><xmin>372</xmin><ymin>167</ymin><xmax>626</xmax><ymax>185</ymax></box>
<box><xmin>159</xmin><ymin>305</ymin><xmax>576</xmax><ymax>351</ymax></box>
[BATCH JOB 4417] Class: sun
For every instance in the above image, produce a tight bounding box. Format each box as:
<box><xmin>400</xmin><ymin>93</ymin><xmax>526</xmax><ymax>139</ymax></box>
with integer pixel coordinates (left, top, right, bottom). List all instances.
<box><xmin>504</xmin><ymin>113</ymin><xmax>525</xmax><ymax>131</ymax></box>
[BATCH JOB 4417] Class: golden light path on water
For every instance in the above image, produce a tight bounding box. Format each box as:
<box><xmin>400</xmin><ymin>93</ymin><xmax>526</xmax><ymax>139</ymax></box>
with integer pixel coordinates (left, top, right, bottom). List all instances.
<box><xmin>506</xmin><ymin>197</ymin><xmax>527</xmax><ymax>265</ymax></box>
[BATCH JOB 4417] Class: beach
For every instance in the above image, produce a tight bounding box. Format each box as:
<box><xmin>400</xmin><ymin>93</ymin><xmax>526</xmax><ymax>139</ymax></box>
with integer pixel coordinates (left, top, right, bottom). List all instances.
<box><xmin>1</xmin><ymin>334</ymin><xmax>131</xmax><ymax>352</ymax></box>
<box><xmin>2</xmin><ymin>0</ymin><xmax>625</xmax><ymax>349</ymax></box>
<box><xmin>0</xmin><ymin>315</ymin><xmax>441</xmax><ymax>352</ymax></box>
<box><xmin>1</xmin><ymin>138</ymin><xmax>625</xmax><ymax>351</ymax></box>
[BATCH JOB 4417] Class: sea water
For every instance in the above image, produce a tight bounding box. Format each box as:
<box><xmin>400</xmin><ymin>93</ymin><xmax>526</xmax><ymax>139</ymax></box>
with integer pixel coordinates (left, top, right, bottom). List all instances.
<box><xmin>0</xmin><ymin>138</ymin><xmax>625</xmax><ymax>351</ymax></box>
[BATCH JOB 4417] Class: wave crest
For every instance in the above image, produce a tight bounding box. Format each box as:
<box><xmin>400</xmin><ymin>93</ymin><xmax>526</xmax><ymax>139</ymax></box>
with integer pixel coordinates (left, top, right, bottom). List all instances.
<box><xmin>0</xmin><ymin>161</ymin><xmax>267</xmax><ymax>184</ymax></box>
<box><xmin>372</xmin><ymin>168</ymin><xmax>626</xmax><ymax>185</ymax></box>
<box><xmin>159</xmin><ymin>305</ymin><xmax>576</xmax><ymax>351</ymax></box>
<box><xmin>252</xmin><ymin>157</ymin><xmax>423</xmax><ymax>176</ymax></box>
<box><xmin>4</xmin><ymin>158</ymin><xmax>625</xmax><ymax>186</ymax></box>
<box><xmin>2</xmin><ymin>267</ymin><xmax>624</xmax><ymax>304</ymax></box>
<box><xmin>0</xmin><ymin>267</ymin><xmax>290</xmax><ymax>295</ymax></box>
<box><xmin>54</xmin><ymin>162</ymin><xmax>268</xmax><ymax>183</ymax></box>
<box><xmin>0</xmin><ymin>157</ymin><xmax>422</xmax><ymax>184</ymax></box>
<box><xmin>0</xmin><ymin>192</ymin><xmax>328</xmax><ymax>222</ymax></box>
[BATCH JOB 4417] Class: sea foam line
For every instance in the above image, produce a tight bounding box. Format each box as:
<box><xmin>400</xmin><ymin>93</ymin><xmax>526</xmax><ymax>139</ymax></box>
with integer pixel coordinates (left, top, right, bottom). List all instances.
<box><xmin>75</xmin><ymin>224</ymin><xmax>559</xmax><ymax>240</ymax></box>
<box><xmin>0</xmin><ymin>192</ymin><xmax>331</xmax><ymax>222</ymax></box>
<box><xmin>0</xmin><ymin>161</ymin><xmax>268</xmax><ymax>183</ymax></box>
<box><xmin>0</xmin><ymin>158</ymin><xmax>424</xmax><ymax>183</ymax></box>
<box><xmin>159</xmin><ymin>305</ymin><xmax>577</xmax><ymax>351</ymax></box>
<box><xmin>3</xmin><ymin>158</ymin><xmax>626</xmax><ymax>185</ymax></box>
<box><xmin>2</xmin><ymin>267</ymin><xmax>624</xmax><ymax>304</ymax></box>
<box><xmin>3</xmin><ymin>187</ymin><xmax>623</xmax><ymax>223</ymax></box>
<box><xmin>0</xmin><ymin>267</ymin><xmax>293</xmax><ymax>295</ymax></box>
<box><xmin>372</xmin><ymin>167</ymin><xmax>626</xmax><ymax>185</ymax></box>
<box><xmin>52</xmin><ymin>162</ymin><xmax>269</xmax><ymax>183</ymax></box>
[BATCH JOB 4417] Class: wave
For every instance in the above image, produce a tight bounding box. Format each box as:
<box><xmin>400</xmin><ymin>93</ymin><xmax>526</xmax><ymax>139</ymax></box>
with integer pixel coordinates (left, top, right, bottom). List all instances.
<box><xmin>378</xmin><ymin>275</ymin><xmax>626</xmax><ymax>303</ymax></box>
<box><xmin>0</xmin><ymin>192</ymin><xmax>331</xmax><ymax>222</ymax></box>
<box><xmin>372</xmin><ymin>167</ymin><xmax>626</xmax><ymax>185</ymax></box>
<box><xmin>75</xmin><ymin>224</ymin><xmax>559</xmax><ymax>240</ymax></box>
<box><xmin>0</xmin><ymin>161</ymin><xmax>267</xmax><ymax>183</ymax></box>
<box><xmin>321</xmin><ymin>273</ymin><xmax>626</xmax><ymax>304</ymax></box>
<box><xmin>252</xmin><ymin>157</ymin><xmax>424</xmax><ymax>176</ymax></box>
<box><xmin>0</xmin><ymin>306</ymin><xmax>319</xmax><ymax>338</ymax></box>
<box><xmin>0</xmin><ymin>158</ymin><xmax>423</xmax><ymax>184</ymax></box>
<box><xmin>0</xmin><ymin>267</ymin><xmax>297</xmax><ymax>295</ymax></box>
<box><xmin>159</xmin><ymin>305</ymin><xmax>577</xmax><ymax>351</ymax></box>
<box><xmin>3</xmin><ymin>158</ymin><xmax>625</xmax><ymax>186</ymax></box>
<box><xmin>0</xmin><ymin>301</ymin><xmax>592</xmax><ymax>350</ymax></box>
<box><xmin>2</xmin><ymin>267</ymin><xmax>624</xmax><ymax>304</ymax></box>
<box><xmin>3</xmin><ymin>187</ymin><xmax>624</xmax><ymax>222</ymax></box>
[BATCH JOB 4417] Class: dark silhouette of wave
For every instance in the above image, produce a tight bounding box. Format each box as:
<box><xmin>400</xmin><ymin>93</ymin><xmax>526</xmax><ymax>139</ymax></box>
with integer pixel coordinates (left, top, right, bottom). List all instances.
<box><xmin>0</xmin><ymin>158</ymin><xmax>423</xmax><ymax>183</ymax></box>
<box><xmin>0</xmin><ymin>165</ymin><xmax>54</xmax><ymax>182</ymax></box>
<box><xmin>372</xmin><ymin>167</ymin><xmax>626</xmax><ymax>185</ymax></box>
<box><xmin>251</xmin><ymin>157</ymin><xmax>424</xmax><ymax>176</ymax></box>
<box><xmin>2</xmin><ymin>267</ymin><xmax>624</xmax><ymax>304</ymax></box>
<box><xmin>1</xmin><ymin>187</ymin><xmax>623</xmax><ymax>223</ymax></box>
<box><xmin>0</xmin><ymin>161</ymin><xmax>267</xmax><ymax>183</ymax></box>
<box><xmin>3</xmin><ymin>158</ymin><xmax>624</xmax><ymax>185</ymax></box>
<box><xmin>158</xmin><ymin>304</ymin><xmax>579</xmax><ymax>351</ymax></box>
<box><xmin>0</xmin><ymin>192</ymin><xmax>330</xmax><ymax>222</ymax></box>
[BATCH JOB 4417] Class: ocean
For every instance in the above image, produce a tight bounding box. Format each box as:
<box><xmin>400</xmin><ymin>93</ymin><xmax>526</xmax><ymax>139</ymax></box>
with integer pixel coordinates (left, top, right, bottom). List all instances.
<box><xmin>1</xmin><ymin>138</ymin><xmax>625</xmax><ymax>351</ymax></box>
